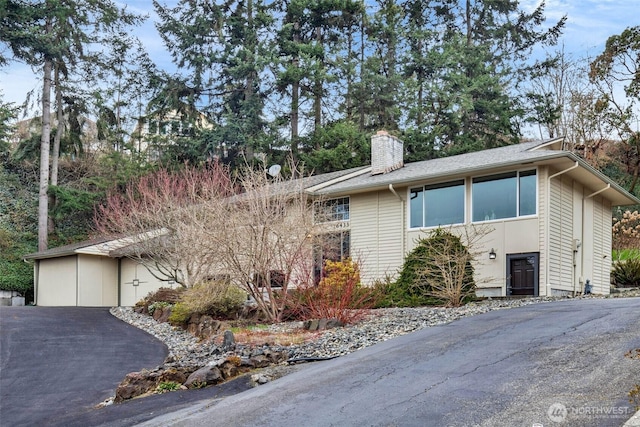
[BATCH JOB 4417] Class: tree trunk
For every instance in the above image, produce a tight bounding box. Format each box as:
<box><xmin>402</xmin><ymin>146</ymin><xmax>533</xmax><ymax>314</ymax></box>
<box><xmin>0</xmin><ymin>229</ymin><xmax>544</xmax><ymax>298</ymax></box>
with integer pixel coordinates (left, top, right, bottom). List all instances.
<box><xmin>314</xmin><ymin>26</ymin><xmax>322</xmax><ymax>140</ymax></box>
<box><xmin>290</xmin><ymin>22</ymin><xmax>300</xmax><ymax>160</ymax></box>
<box><xmin>51</xmin><ymin>63</ymin><xmax>62</xmax><ymax>187</ymax></box>
<box><xmin>49</xmin><ymin>63</ymin><xmax>63</xmax><ymax>234</ymax></box>
<box><xmin>38</xmin><ymin>56</ymin><xmax>53</xmax><ymax>251</ymax></box>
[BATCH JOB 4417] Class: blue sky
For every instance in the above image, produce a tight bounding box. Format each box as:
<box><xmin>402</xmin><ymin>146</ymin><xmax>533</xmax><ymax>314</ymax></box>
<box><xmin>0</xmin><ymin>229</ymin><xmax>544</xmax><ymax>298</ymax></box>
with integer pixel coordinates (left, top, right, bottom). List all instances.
<box><xmin>0</xmin><ymin>0</ymin><xmax>636</xmax><ymax>112</ymax></box>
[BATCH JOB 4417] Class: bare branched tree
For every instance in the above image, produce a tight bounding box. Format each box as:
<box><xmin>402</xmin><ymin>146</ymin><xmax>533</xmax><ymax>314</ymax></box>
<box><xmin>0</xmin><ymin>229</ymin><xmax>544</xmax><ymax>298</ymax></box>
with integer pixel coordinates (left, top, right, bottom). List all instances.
<box><xmin>220</xmin><ymin>162</ymin><xmax>321</xmax><ymax>322</ymax></box>
<box><xmin>94</xmin><ymin>162</ymin><xmax>235</xmax><ymax>288</ymax></box>
<box><xmin>95</xmin><ymin>160</ymin><xmax>325</xmax><ymax>322</ymax></box>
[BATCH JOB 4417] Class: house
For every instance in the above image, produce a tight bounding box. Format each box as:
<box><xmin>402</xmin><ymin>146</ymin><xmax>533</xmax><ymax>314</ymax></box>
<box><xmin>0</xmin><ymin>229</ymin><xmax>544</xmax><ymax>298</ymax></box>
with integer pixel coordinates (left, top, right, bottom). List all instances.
<box><xmin>25</xmin><ymin>132</ymin><xmax>639</xmax><ymax>306</ymax></box>
<box><xmin>312</xmin><ymin>132</ymin><xmax>639</xmax><ymax>297</ymax></box>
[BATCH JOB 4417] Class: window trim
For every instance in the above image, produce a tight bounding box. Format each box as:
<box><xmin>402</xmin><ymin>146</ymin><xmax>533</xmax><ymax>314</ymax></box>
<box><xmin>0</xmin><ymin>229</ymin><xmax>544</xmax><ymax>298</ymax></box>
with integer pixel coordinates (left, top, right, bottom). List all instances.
<box><xmin>408</xmin><ymin>179</ymin><xmax>466</xmax><ymax>230</ymax></box>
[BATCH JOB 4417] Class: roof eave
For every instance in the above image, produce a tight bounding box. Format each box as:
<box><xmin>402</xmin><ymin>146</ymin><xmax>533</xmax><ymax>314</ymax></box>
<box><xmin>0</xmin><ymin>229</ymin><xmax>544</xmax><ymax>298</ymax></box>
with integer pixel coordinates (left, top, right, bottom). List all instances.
<box><xmin>316</xmin><ymin>150</ymin><xmax>640</xmax><ymax>206</ymax></box>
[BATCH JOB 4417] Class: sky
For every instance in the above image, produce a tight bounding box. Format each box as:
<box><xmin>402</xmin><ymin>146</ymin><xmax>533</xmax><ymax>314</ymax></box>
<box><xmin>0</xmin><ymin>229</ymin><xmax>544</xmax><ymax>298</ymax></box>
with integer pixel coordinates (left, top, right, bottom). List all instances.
<box><xmin>0</xmin><ymin>0</ymin><xmax>637</xmax><ymax>116</ymax></box>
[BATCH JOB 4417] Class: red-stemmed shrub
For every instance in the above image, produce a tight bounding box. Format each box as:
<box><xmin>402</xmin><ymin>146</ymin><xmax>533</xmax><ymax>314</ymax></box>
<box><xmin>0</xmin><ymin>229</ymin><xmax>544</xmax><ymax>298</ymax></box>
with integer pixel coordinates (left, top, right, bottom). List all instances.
<box><xmin>286</xmin><ymin>258</ymin><xmax>377</xmax><ymax>325</ymax></box>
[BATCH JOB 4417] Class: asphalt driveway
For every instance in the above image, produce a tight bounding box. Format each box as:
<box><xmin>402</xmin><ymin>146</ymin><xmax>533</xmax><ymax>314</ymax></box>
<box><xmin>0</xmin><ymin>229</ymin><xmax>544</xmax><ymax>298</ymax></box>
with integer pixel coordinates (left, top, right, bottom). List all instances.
<box><xmin>0</xmin><ymin>307</ymin><xmax>169</xmax><ymax>426</ymax></box>
<box><xmin>140</xmin><ymin>298</ymin><xmax>640</xmax><ymax>427</ymax></box>
<box><xmin>0</xmin><ymin>307</ymin><xmax>261</xmax><ymax>427</ymax></box>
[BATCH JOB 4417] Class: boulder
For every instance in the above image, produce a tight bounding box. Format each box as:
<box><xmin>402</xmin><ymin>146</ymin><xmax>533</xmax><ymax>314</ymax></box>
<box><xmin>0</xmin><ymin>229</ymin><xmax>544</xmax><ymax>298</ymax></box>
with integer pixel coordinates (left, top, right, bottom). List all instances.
<box><xmin>156</xmin><ymin>306</ymin><xmax>172</xmax><ymax>323</ymax></box>
<box><xmin>114</xmin><ymin>371</ymin><xmax>158</xmax><ymax>403</ymax></box>
<box><xmin>304</xmin><ymin>318</ymin><xmax>344</xmax><ymax>331</ymax></box>
<box><xmin>184</xmin><ymin>366</ymin><xmax>223</xmax><ymax>388</ymax></box>
<box><xmin>263</xmin><ymin>350</ymin><xmax>288</xmax><ymax>364</ymax></box>
<box><xmin>223</xmin><ymin>330</ymin><xmax>235</xmax><ymax>348</ymax></box>
<box><xmin>157</xmin><ymin>368</ymin><xmax>188</xmax><ymax>385</ymax></box>
<box><xmin>250</xmin><ymin>354</ymin><xmax>271</xmax><ymax>368</ymax></box>
<box><xmin>198</xmin><ymin>315</ymin><xmax>221</xmax><ymax>339</ymax></box>
<box><xmin>218</xmin><ymin>360</ymin><xmax>239</xmax><ymax>379</ymax></box>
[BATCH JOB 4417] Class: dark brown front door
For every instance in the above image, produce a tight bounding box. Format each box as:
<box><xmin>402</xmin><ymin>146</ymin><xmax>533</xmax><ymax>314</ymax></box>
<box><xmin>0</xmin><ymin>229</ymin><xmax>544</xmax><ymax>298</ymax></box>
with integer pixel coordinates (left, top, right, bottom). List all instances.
<box><xmin>508</xmin><ymin>254</ymin><xmax>538</xmax><ymax>296</ymax></box>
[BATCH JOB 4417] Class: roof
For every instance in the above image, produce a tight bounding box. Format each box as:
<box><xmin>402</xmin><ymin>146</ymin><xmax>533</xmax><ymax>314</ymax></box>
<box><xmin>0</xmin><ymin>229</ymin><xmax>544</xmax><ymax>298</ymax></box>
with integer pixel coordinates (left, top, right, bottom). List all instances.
<box><xmin>311</xmin><ymin>139</ymin><xmax>640</xmax><ymax>207</ymax></box>
<box><xmin>23</xmin><ymin>237</ymin><xmax>114</xmax><ymax>260</ymax></box>
<box><xmin>25</xmin><ymin>138</ymin><xmax>639</xmax><ymax>260</ymax></box>
<box><xmin>24</xmin><ymin>230</ymin><xmax>170</xmax><ymax>261</ymax></box>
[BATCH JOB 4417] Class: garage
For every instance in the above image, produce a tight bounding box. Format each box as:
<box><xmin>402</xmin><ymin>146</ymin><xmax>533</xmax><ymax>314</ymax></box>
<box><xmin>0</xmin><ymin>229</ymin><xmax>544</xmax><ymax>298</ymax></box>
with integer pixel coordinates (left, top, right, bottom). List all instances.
<box><xmin>25</xmin><ymin>238</ymin><xmax>166</xmax><ymax>307</ymax></box>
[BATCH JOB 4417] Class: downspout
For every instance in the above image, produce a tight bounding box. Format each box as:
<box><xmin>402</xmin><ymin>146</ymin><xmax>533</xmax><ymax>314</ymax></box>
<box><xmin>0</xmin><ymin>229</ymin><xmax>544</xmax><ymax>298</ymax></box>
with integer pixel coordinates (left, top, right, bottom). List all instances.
<box><xmin>546</xmin><ymin>161</ymin><xmax>579</xmax><ymax>296</ymax></box>
<box><xmin>584</xmin><ymin>184</ymin><xmax>610</xmax><ymax>200</ymax></box>
<box><xmin>117</xmin><ymin>258</ymin><xmax>122</xmax><ymax>307</ymax></box>
<box><xmin>76</xmin><ymin>255</ymin><xmax>79</xmax><ymax>306</ymax></box>
<box><xmin>29</xmin><ymin>259</ymin><xmax>38</xmax><ymax>305</ymax></box>
<box><xmin>388</xmin><ymin>184</ymin><xmax>406</xmax><ymax>265</ymax></box>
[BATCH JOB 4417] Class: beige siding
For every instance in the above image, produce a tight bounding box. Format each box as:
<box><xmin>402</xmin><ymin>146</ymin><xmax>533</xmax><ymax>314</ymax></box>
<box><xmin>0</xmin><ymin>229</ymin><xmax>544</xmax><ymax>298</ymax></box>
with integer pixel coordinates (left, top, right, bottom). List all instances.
<box><xmin>119</xmin><ymin>258</ymin><xmax>168</xmax><ymax>306</ymax></box>
<box><xmin>590</xmin><ymin>196</ymin><xmax>612</xmax><ymax>293</ymax></box>
<box><xmin>538</xmin><ymin>167</ymin><xmax>548</xmax><ymax>291</ymax></box>
<box><xmin>77</xmin><ymin>255</ymin><xmax>118</xmax><ymax>306</ymax></box>
<box><xmin>37</xmin><ymin>256</ymin><xmax>77</xmax><ymax>306</ymax></box>
<box><xmin>548</xmin><ymin>176</ymin><xmax>574</xmax><ymax>293</ymax></box>
<box><xmin>468</xmin><ymin>218</ymin><xmax>540</xmax><ymax>296</ymax></box>
<box><xmin>351</xmin><ymin>190</ymin><xmax>404</xmax><ymax>284</ymax></box>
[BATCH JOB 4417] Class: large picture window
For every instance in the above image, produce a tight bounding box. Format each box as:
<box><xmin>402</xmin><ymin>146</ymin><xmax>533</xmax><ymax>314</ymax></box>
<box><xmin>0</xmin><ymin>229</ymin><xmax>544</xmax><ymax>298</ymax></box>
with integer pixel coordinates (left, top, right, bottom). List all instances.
<box><xmin>410</xmin><ymin>180</ymin><xmax>465</xmax><ymax>228</ymax></box>
<box><xmin>472</xmin><ymin>170</ymin><xmax>536</xmax><ymax>222</ymax></box>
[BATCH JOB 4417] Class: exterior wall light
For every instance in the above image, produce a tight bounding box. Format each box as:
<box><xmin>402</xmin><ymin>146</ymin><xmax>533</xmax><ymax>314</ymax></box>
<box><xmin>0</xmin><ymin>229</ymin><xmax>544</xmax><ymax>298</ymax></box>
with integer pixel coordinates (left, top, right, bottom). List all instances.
<box><xmin>489</xmin><ymin>249</ymin><xmax>497</xmax><ymax>260</ymax></box>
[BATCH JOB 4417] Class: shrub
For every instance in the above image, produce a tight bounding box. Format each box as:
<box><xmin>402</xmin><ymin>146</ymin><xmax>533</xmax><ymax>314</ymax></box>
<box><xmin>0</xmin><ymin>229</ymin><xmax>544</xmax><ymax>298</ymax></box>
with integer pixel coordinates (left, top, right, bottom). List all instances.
<box><xmin>168</xmin><ymin>302</ymin><xmax>191</xmax><ymax>326</ymax></box>
<box><xmin>137</xmin><ymin>287</ymin><xmax>183</xmax><ymax>312</ymax></box>
<box><xmin>180</xmin><ymin>280</ymin><xmax>246</xmax><ymax>319</ymax></box>
<box><xmin>612</xmin><ymin>209</ymin><xmax>640</xmax><ymax>251</ymax></box>
<box><xmin>612</xmin><ymin>258</ymin><xmax>640</xmax><ymax>288</ymax></box>
<box><xmin>287</xmin><ymin>258</ymin><xmax>376</xmax><ymax>324</ymax></box>
<box><xmin>392</xmin><ymin>229</ymin><xmax>475</xmax><ymax>307</ymax></box>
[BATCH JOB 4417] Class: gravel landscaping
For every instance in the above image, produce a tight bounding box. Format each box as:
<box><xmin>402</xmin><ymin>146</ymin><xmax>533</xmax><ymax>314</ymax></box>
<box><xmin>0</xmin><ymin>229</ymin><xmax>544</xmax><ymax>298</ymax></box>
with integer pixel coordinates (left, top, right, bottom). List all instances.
<box><xmin>110</xmin><ymin>290</ymin><xmax>640</xmax><ymax>377</ymax></box>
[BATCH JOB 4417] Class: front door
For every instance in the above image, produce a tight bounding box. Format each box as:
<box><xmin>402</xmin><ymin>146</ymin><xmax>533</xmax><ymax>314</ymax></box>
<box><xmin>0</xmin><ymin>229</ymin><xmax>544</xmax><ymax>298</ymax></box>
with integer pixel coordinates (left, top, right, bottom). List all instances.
<box><xmin>507</xmin><ymin>253</ymin><xmax>539</xmax><ymax>296</ymax></box>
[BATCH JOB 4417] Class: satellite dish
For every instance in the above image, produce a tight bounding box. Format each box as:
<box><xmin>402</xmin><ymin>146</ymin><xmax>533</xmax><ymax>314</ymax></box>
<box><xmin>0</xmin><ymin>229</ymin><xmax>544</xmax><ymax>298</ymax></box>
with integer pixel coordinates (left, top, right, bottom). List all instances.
<box><xmin>267</xmin><ymin>164</ymin><xmax>281</xmax><ymax>177</ymax></box>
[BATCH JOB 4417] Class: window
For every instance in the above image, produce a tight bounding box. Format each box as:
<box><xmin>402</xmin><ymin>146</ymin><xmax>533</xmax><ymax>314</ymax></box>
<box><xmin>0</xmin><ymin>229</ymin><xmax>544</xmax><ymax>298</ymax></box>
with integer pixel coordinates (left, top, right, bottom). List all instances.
<box><xmin>472</xmin><ymin>170</ymin><xmax>536</xmax><ymax>222</ymax></box>
<box><xmin>315</xmin><ymin>197</ymin><xmax>349</xmax><ymax>223</ymax></box>
<box><xmin>410</xmin><ymin>180</ymin><xmax>465</xmax><ymax>228</ymax></box>
<box><xmin>313</xmin><ymin>231</ymin><xmax>350</xmax><ymax>284</ymax></box>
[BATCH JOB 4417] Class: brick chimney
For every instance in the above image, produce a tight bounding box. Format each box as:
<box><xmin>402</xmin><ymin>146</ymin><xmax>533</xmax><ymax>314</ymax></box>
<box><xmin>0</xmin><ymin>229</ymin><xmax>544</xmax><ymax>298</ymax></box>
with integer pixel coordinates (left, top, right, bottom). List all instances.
<box><xmin>371</xmin><ymin>130</ymin><xmax>403</xmax><ymax>175</ymax></box>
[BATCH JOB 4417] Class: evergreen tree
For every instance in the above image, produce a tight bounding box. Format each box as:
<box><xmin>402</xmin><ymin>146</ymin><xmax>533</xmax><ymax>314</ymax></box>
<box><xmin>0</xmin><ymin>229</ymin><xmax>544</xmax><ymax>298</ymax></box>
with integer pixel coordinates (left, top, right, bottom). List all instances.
<box><xmin>155</xmin><ymin>0</ymin><xmax>272</xmax><ymax>164</ymax></box>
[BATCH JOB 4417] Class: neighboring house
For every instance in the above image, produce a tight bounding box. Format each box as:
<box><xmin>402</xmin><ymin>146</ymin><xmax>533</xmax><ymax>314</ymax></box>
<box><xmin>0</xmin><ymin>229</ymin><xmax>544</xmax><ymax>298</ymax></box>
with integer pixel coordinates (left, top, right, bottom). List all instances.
<box><xmin>25</xmin><ymin>132</ymin><xmax>639</xmax><ymax>306</ymax></box>
<box><xmin>131</xmin><ymin>109</ymin><xmax>213</xmax><ymax>161</ymax></box>
<box><xmin>11</xmin><ymin>116</ymin><xmax>99</xmax><ymax>155</ymax></box>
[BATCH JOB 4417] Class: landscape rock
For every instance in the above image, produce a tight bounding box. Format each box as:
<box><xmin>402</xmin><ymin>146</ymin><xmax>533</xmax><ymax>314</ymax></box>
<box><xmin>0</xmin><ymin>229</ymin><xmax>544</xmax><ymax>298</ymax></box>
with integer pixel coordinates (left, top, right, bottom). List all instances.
<box><xmin>156</xmin><ymin>306</ymin><xmax>172</xmax><ymax>323</ymax></box>
<box><xmin>114</xmin><ymin>371</ymin><xmax>158</xmax><ymax>402</ymax></box>
<box><xmin>218</xmin><ymin>360</ymin><xmax>240</xmax><ymax>379</ymax></box>
<box><xmin>303</xmin><ymin>318</ymin><xmax>344</xmax><ymax>331</ymax></box>
<box><xmin>111</xmin><ymin>294</ymin><xmax>640</xmax><ymax>402</ymax></box>
<box><xmin>184</xmin><ymin>366</ymin><xmax>223</xmax><ymax>388</ymax></box>
<box><xmin>223</xmin><ymin>330</ymin><xmax>235</xmax><ymax>347</ymax></box>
